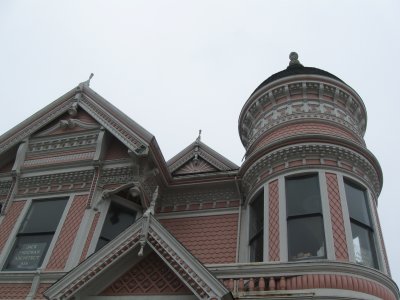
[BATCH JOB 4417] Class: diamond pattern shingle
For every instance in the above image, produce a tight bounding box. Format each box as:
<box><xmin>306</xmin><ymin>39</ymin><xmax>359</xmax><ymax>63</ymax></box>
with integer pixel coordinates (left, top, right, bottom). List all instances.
<box><xmin>160</xmin><ymin>214</ymin><xmax>238</xmax><ymax>264</ymax></box>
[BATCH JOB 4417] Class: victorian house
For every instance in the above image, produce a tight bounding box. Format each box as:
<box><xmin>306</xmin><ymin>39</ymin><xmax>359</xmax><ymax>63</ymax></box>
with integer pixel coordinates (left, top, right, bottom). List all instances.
<box><xmin>0</xmin><ymin>53</ymin><xmax>398</xmax><ymax>300</ymax></box>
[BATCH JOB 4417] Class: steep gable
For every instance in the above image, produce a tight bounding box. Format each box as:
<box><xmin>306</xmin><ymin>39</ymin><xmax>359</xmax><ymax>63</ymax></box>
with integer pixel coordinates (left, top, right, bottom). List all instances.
<box><xmin>44</xmin><ymin>215</ymin><xmax>232</xmax><ymax>300</ymax></box>
<box><xmin>168</xmin><ymin>139</ymin><xmax>238</xmax><ymax>176</ymax></box>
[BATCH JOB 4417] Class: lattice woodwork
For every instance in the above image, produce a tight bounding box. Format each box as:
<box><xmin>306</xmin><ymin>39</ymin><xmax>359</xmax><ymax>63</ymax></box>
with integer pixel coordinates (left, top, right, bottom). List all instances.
<box><xmin>268</xmin><ymin>180</ymin><xmax>280</xmax><ymax>261</ymax></box>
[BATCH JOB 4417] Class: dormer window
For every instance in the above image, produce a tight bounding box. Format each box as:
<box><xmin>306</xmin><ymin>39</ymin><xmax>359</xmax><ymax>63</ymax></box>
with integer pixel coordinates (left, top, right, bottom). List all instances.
<box><xmin>95</xmin><ymin>199</ymin><xmax>138</xmax><ymax>251</ymax></box>
<box><xmin>4</xmin><ymin>198</ymin><xmax>68</xmax><ymax>271</ymax></box>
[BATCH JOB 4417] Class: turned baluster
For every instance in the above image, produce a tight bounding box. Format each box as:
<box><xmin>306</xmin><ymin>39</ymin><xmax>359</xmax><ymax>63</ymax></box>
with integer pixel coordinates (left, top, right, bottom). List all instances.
<box><xmin>269</xmin><ymin>277</ymin><xmax>276</xmax><ymax>291</ymax></box>
<box><xmin>258</xmin><ymin>277</ymin><xmax>266</xmax><ymax>291</ymax></box>
<box><xmin>248</xmin><ymin>278</ymin><xmax>255</xmax><ymax>291</ymax></box>
<box><xmin>238</xmin><ymin>278</ymin><xmax>244</xmax><ymax>292</ymax></box>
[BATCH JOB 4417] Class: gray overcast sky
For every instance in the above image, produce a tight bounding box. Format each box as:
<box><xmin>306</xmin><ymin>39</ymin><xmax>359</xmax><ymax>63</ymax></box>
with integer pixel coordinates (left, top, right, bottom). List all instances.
<box><xmin>1</xmin><ymin>0</ymin><xmax>399</xmax><ymax>286</ymax></box>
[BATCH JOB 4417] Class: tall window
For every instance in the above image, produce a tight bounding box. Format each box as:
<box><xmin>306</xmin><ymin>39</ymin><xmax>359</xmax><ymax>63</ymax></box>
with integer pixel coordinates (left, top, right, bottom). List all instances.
<box><xmin>344</xmin><ymin>180</ymin><xmax>378</xmax><ymax>268</ymax></box>
<box><xmin>96</xmin><ymin>202</ymin><xmax>137</xmax><ymax>251</ymax></box>
<box><xmin>249</xmin><ymin>192</ymin><xmax>263</xmax><ymax>262</ymax></box>
<box><xmin>286</xmin><ymin>174</ymin><xmax>325</xmax><ymax>261</ymax></box>
<box><xmin>4</xmin><ymin>198</ymin><xmax>68</xmax><ymax>270</ymax></box>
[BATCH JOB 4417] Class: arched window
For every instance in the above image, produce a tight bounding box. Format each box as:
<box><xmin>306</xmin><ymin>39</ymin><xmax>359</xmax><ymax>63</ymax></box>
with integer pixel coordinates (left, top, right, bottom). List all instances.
<box><xmin>344</xmin><ymin>179</ymin><xmax>378</xmax><ymax>268</ymax></box>
<box><xmin>286</xmin><ymin>174</ymin><xmax>326</xmax><ymax>261</ymax></box>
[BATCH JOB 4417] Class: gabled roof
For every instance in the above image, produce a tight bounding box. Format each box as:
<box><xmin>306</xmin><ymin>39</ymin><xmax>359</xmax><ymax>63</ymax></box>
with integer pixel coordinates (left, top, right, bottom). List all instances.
<box><xmin>0</xmin><ymin>83</ymin><xmax>153</xmax><ymax>157</ymax></box>
<box><xmin>168</xmin><ymin>139</ymin><xmax>238</xmax><ymax>176</ymax></box>
<box><xmin>44</xmin><ymin>215</ymin><xmax>232</xmax><ymax>300</ymax></box>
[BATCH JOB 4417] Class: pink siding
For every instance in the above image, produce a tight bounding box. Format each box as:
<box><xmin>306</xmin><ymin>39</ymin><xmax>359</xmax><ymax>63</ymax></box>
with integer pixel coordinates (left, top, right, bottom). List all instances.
<box><xmin>46</xmin><ymin>195</ymin><xmax>88</xmax><ymax>270</ymax></box>
<box><xmin>104</xmin><ymin>136</ymin><xmax>130</xmax><ymax>160</ymax></box>
<box><xmin>0</xmin><ymin>201</ymin><xmax>26</xmax><ymax>253</ymax></box>
<box><xmin>80</xmin><ymin>212</ymin><xmax>100</xmax><ymax>262</ymax></box>
<box><xmin>285</xmin><ymin>274</ymin><xmax>396</xmax><ymax>300</ymax></box>
<box><xmin>0</xmin><ymin>283</ymin><xmax>31</xmax><ymax>299</ymax></box>
<box><xmin>268</xmin><ymin>180</ymin><xmax>280</xmax><ymax>261</ymax></box>
<box><xmin>34</xmin><ymin>283</ymin><xmax>52</xmax><ymax>299</ymax></box>
<box><xmin>100</xmin><ymin>252</ymin><xmax>191</xmax><ymax>295</ymax></box>
<box><xmin>326</xmin><ymin>173</ymin><xmax>349</xmax><ymax>260</ymax></box>
<box><xmin>161</xmin><ymin>214</ymin><xmax>238</xmax><ymax>264</ymax></box>
<box><xmin>251</xmin><ymin>122</ymin><xmax>363</xmax><ymax>152</ymax></box>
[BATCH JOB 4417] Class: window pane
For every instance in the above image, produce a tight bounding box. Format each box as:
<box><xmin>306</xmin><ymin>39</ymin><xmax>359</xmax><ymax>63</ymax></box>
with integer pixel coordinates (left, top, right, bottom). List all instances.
<box><xmin>19</xmin><ymin>198</ymin><xmax>68</xmax><ymax>234</ymax></box>
<box><xmin>345</xmin><ymin>181</ymin><xmax>371</xmax><ymax>226</ymax></box>
<box><xmin>250</xmin><ymin>231</ymin><xmax>263</xmax><ymax>262</ymax></box>
<box><xmin>288</xmin><ymin>216</ymin><xmax>325</xmax><ymax>261</ymax></box>
<box><xmin>5</xmin><ymin>235</ymin><xmax>52</xmax><ymax>270</ymax></box>
<box><xmin>96</xmin><ymin>203</ymin><xmax>137</xmax><ymax>250</ymax></box>
<box><xmin>351</xmin><ymin>222</ymin><xmax>377</xmax><ymax>268</ymax></box>
<box><xmin>286</xmin><ymin>175</ymin><xmax>321</xmax><ymax>217</ymax></box>
<box><xmin>249</xmin><ymin>193</ymin><xmax>264</xmax><ymax>239</ymax></box>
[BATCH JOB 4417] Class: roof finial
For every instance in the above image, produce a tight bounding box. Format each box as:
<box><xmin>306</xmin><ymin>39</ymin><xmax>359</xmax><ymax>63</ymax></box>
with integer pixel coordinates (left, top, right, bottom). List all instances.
<box><xmin>82</xmin><ymin>73</ymin><xmax>94</xmax><ymax>87</ymax></box>
<box><xmin>288</xmin><ymin>52</ymin><xmax>303</xmax><ymax>67</ymax></box>
<box><xmin>196</xmin><ymin>129</ymin><xmax>202</xmax><ymax>143</ymax></box>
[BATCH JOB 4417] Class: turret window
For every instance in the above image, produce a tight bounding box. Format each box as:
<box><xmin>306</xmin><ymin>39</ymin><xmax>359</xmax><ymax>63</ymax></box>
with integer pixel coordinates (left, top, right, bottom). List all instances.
<box><xmin>344</xmin><ymin>180</ymin><xmax>378</xmax><ymax>268</ymax></box>
<box><xmin>249</xmin><ymin>192</ymin><xmax>264</xmax><ymax>262</ymax></box>
<box><xmin>286</xmin><ymin>174</ymin><xmax>326</xmax><ymax>261</ymax></box>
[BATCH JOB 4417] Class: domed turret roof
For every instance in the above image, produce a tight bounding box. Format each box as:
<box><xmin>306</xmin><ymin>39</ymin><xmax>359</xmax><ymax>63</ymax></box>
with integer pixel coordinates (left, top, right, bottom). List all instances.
<box><xmin>252</xmin><ymin>52</ymin><xmax>345</xmax><ymax>95</ymax></box>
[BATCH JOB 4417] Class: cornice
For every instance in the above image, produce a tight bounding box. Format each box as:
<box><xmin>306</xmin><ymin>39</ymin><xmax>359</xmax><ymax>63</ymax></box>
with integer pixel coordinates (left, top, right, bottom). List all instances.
<box><xmin>240</xmin><ymin>142</ymin><xmax>382</xmax><ymax>197</ymax></box>
<box><xmin>239</xmin><ymin>77</ymin><xmax>367</xmax><ymax>149</ymax></box>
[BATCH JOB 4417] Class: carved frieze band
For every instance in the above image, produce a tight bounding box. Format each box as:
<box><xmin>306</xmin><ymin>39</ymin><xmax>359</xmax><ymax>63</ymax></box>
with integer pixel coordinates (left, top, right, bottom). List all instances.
<box><xmin>17</xmin><ymin>170</ymin><xmax>94</xmax><ymax>196</ymax></box>
<box><xmin>242</xmin><ymin>143</ymin><xmax>381</xmax><ymax>197</ymax></box>
<box><xmin>80</xmin><ymin>95</ymin><xmax>148</xmax><ymax>154</ymax></box>
<box><xmin>240</xmin><ymin>81</ymin><xmax>366</xmax><ymax>149</ymax></box>
<box><xmin>99</xmin><ymin>167</ymin><xmax>136</xmax><ymax>185</ymax></box>
<box><xmin>28</xmin><ymin>133</ymin><xmax>98</xmax><ymax>154</ymax></box>
<box><xmin>161</xmin><ymin>186</ymin><xmax>238</xmax><ymax>207</ymax></box>
<box><xmin>0</xmin><ymin>180</ymin><xmax>13</xmax><ymax>196</ymax></box>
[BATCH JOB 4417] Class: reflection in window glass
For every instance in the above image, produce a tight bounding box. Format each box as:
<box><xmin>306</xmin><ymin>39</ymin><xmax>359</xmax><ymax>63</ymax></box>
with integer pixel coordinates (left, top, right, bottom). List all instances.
<box><xmin>4</xmin><ymin>198</ymin><xmax>68</xmax><ymax>271</ymax></box>
<box><xmin>249</xmin><ymin>192</ymin><xmax>263</xmax><ymax>262</ymax></box>
<box><xmin>345</xmin><ymin>180</ymin><xmax>378</xmax><ymax>269</ymax></box>
<box><xmin>96</xmin><ymin>202</ymin><xmax>137</xmax><ymax>251</ymax></box>
<box><xmin>286</xmin><ymin>174</ymin><xmax>325</xmax><ymax>261</ymax></box>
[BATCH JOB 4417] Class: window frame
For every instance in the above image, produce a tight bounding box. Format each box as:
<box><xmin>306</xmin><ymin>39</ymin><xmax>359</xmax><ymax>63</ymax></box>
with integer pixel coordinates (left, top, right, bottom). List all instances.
<box><xmin>285</xmin><ymin>173</ymin><xmax>327</xmax><ymax>261</ymax></box>
<box><xmin>342</xmin><ymin>177</ymin><xmax>380</xmax><ymax>269</ymax></box>
<box><xmin>1</xmin><ymin>196</ymin><xmax>70</xmax><ymax>271</ymax></box>
<box><xmin>91</xmin><ymin>194</ymin><xmax>141</xmax><ymax>253</ymax></box>
<box><xmin>248</xmin><ymin>190</ymin><xmax>264</xmax><ymax>262</ymax></box>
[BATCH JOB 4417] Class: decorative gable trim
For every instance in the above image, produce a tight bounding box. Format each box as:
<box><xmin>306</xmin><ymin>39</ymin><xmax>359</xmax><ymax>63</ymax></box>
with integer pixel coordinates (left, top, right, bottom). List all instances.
<box><xmin>168</xmin><ymin>141</ymin><xmax>238</xmax><ymax>175</ymax></box>
<box><xmin>34</xmin><ymin>119</ymin><xmax>100</xmax><ymax>137</ymax></box>
<box><xmin>44</xmin><ymin>216</ymin><xmax>232</xmax><ymax>300</ymax></box>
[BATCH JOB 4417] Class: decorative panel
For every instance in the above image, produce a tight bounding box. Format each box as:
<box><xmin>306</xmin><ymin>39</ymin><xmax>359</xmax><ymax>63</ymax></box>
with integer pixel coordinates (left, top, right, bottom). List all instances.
<box><xmin>326</xmin><ymin>173</ymin><xmax>348</xmax><ymax>260</ymax></box>
<box><xmin>100</xmin><ymin>252</ymin><xmax>191</xmax><ymax>295</ymax></box>
<box><xmin>268</xmin><ymin>180</ymin><xmax>280</xmax><ymax>261</ymax></box>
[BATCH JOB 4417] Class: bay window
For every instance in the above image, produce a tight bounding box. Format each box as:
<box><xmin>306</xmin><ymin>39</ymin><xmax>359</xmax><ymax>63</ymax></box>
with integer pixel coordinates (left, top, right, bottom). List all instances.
<box><xmin>4</xmin><ymin>198</ymin><xmax>68</xmax><ymax>270</ymax></box>
<box><xmin>344</xmin><ymin>180</ymin><xmax>378</xmax><ymax>268</ymax></box>
<box><xmin>286</xmin><ymin>174</ymin><xmax>326</xmax><ymax>261</ymax></box>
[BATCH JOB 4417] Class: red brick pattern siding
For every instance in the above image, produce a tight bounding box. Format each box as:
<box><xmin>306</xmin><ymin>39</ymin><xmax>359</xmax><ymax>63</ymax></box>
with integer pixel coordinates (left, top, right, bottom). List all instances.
<box><xmin>326</xmin><ymin>173</ymin><xmax>349</xmax><ymax>260</ymax></box>
<box><xmin>0</xmin><ymin>283</ymin><xmax>31</xmax><ymax>299</ymax></box>
<box><xmin>286</xmin><ymin>274</ymin><xmax>396</xmax><ymax>300</ymax></box>
<box><xmin>80</xmin><ymin>211</ymin><xmax>100</xmax><ymax>262</ymax></box>
<box><xmin>160</xmin><ymin>214</ymin><xmax>238</xmax><ymax>264</ymax></box>
<box><xmin>251</xmin><ymin>122</ymin><xmax>362</xmax><ymax>152</ymax></box>
<box><xmin>0</xmin><ymin>201</ymin><xmax>26</xmax><ymax>253</ymax></box>
<box><xmin>100</xmin><ymin>252</ymin><xmax>191</xmax><ymax>295</ymax></box>
<box><xmin>34</xmin><ymin>283</ymin><xmax>52</xmax><ymax>299</ymax></box>
<box><xmin>104</xmin><ymin>136</ymin><xmax>130</xmax><ymax>161</ymax></box>
<box><xmin>46</xmin><ymin>195</ymin><xmax>88</xmax><ymax>270</ymax></box>
<box><xmin>268</xmin><ymin>180</ymin><xmax>280</xmax><ymax>261</ymax></box>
